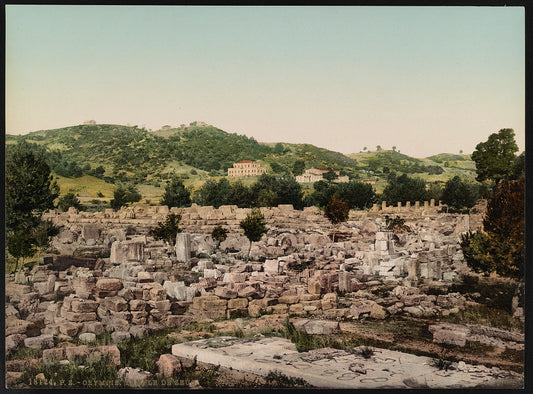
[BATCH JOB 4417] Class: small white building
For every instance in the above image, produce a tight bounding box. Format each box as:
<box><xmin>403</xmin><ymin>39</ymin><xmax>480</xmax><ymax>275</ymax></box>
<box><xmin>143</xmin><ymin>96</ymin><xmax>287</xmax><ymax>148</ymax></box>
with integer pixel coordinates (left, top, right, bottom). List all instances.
<box><xmin>296</xmin><ymin>168</ymin><xmax>349</xmax><ymax>183</ymax></box>
<box><xmin>227</xmin><ymin>160</ymin><xmax>267</xmax><ymax>177</ymax></box>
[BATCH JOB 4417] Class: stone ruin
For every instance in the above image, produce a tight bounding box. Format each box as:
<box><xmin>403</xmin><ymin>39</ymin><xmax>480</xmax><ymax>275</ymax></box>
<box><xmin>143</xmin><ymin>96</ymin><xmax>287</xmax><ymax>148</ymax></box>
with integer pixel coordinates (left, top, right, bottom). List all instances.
<box><xmin>5</xmin><ymin>202</ymin><xmax>524</xmax><ymax>388</ymax></box>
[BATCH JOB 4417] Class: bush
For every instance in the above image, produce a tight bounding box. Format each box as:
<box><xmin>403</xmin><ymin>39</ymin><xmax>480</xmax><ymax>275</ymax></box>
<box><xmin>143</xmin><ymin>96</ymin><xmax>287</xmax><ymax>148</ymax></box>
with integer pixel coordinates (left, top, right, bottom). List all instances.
<box><xmin>239</xmin><ymin>209</ymin><xmax>267</xmax><ymax>258</ymax></box>
<box><xmin>150</xmin><ymin>213</ymin><xmax>182</xmax><ymax>245</ymax></box>
<box><xmin>57</xmin><ymin>192</ymin><xmax>83</xmax><ymax>212</ymax></box>
<box><xmin>211</xmin><ymin>226</ymin><xmax>228</xmax><ymax>249</ymax></box>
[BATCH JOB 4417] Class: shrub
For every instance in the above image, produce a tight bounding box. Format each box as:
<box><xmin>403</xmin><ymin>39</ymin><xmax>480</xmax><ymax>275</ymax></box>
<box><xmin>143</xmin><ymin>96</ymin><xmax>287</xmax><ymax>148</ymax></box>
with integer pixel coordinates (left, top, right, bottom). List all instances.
<box><xmin>211</xmin><ymin>226</ymin><xmax>228</xmax><ymax>249</ymax></box>
<box><xmin>239</xmin><ymin>209</ymin><xmax>267</xmax><ymax>258</ymax></box>
<box><xmin>150</xmin><ymin>213</ymin><xmax>182</xmax><ymax>245</ymax></box>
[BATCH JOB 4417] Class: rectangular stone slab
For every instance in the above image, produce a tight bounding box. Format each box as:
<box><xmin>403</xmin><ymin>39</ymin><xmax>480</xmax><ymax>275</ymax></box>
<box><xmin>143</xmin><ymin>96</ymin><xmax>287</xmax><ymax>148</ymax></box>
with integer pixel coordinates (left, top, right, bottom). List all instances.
<box><xmin>171</xmin><ymin>337</ymin><xmax>521</xmax><ymax>389</ymax></box>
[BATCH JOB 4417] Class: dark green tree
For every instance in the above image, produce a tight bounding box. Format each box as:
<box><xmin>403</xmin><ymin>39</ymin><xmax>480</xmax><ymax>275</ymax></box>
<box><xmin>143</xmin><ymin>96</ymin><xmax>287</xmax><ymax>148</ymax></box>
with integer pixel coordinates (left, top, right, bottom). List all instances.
<box><xmin>226</xmin><ymin>181</ymin><xmax>253</xmax><ymax>208</ymax></box>
<box><xmin>471</xmin><ymin>128</ymin><xmax>518</xmax><ymax>184</ymax></box>
<box><xmin>292</xmin><ymin>159</ymin><xmax>306</xmax><ymax>176</ymax></box>
<box><xmin>441</xmin><ymin>176</ymin><xmax>476</xmax><ymax>211</ymax></box>
<box><xmin>239</xmin><ymin>209</ymin><xmax>267</xmax><ymax>259</ymax></box>
<box><xmin>7</xmin><ymin>231</ymin><xmax>37</xmax><ymax>273</ymax></box>
<box><xmin>336</xmin><ymin>181</ymin><xmax>377</xmax><ymax>210</ymax></box>
<box><xmin>322</xmin><ymin>171</ymin><xmax>338</xmax><ymax>182</ymax></box>
<box><xmin>193</xmin><ymin>178</ymin><xmax>231</xmax><ymax>208</ymax></box>
<box><xmin>211</xmin><ymin>226</ymin><xmax>229</xmax><ymax>250</ymax></box>
<box><xmin>309</xmin><ymin>180</ymin><xmax>337</xmax><ymax>208</ymax></box>
<box><xmin>382</xmin><ymin>173</ymin><xmax>428</xmax><ymax>205</ymax></box>
<box><xmin>160</xmin><ymin>176</ymin><xmax>191</xmax><ymax>208</ymax></box>
<box><xmin>109</xmin><ymin>183</ymin><xmax>141</xmax><ymax>211</ymax></box>
<box><xmin>6</xmin><ymin>141</ymin><xmax>59</xmax><ymax>231</ymax></box>
<box><xmin>324</xmin><ymin>195</ymin><xmax>350</xmax><ymax>241</ymax></box>
<box><xmin>150</xmin><ymin>213</ymin><xmax>182</xmax><ymax>245</ymax></box>
<box><xmin>57</xmin><ymin>192</ymin><xmax>83</xmax><ymax>212</ymax></box>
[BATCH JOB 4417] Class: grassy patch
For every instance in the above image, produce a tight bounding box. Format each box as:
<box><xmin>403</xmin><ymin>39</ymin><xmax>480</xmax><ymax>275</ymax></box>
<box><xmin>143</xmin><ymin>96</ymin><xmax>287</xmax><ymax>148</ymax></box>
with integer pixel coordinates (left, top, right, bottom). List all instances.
<box><xmin>6</xmin><ymin>346</ymin><xmax>43</xmax><ymax>361</ymax></box>
<box><xmin>439</xmin><ymin>304</ymin><xmax>523</xmax><ymax>332</ymax></box>
<box><xmin>265</xmin><ymin>371</ymin><xmax>311</xmax><ymax>388</ymax></box>
<box><xmin>118</xmin><ymin>328</ymin><xmax>183</xmax><ymax>374</ymax></box>
<box><xmin>20</xmin><ymin>353</ymin><xmax>122</xmax><ymax>388</ymax></box>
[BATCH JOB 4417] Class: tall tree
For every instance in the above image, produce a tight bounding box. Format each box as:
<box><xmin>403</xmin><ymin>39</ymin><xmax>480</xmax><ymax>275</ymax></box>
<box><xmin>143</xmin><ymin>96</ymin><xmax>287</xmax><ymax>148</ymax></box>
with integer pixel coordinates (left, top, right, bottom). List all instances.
<box><xmin>441</xmin><ymin>176</ymin><xmax>476</xmax><ymax>210</ymax></box>
<box><xmin>382</xmin><ymin>173</ymin><xmax>428</xmax><ymax>205</ymax></box>
<box><xmin>6</xmin><ymin>141</ymin><xmax>59</xmax><ymax>231</ymax></box>
<box><xmin>292</xmin><ymin>159</ymin><xmax>306</xmax><ymax>176</ymax></box>
<box><xmin>471</xmin><ymin>128</ymin><xmax>518</xmax><ymax>184</ymax></box>
<box><xmin>324</xmin><ymin>195</ymin><xmax>350</xmax><ymax>242</ymax></box>
<box><xmin>239</xmin><ymin>209</ymin><xmax>267</xmax><ymax>259</ymax></box>
<box><xmin>160</xmin><ymin>175</ymin><xmax>191</xmax><ymax>208</ymax></box>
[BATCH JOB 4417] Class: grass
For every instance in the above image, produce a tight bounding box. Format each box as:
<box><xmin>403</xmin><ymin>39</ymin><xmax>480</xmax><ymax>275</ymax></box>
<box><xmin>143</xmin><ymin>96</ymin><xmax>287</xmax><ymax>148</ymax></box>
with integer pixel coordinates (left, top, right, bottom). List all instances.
<box><xmin>438</xmin><ymin>304</ymin><xmax>523</xmax><ymax>332</ymax></box>
<box><xmin>6</xmin><ymin>346</ymin><xmax>43</xmax><ymax>361</ymax></box>
<box><xmin>265</xmin><ymin>371</ymin><xmax>311</xmax><ymax>388</ymax></box>
<box><xmin>431</xmin><ymin>357</ymin><xmax>455</xmax><ymax>371</ymax></box>
<box><xmin>55</xmin><ymin>174</ymin><xmax>116</xmax><ymax>198</ymax></box>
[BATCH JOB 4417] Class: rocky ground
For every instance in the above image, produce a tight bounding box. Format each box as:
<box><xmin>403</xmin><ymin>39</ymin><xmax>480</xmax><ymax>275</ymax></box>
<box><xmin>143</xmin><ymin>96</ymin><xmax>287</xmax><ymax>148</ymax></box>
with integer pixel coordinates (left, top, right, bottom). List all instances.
<box><xmin>4</xmin><ymin>204</ymin><xmax>525</xmax><ymax>388</ymax></box>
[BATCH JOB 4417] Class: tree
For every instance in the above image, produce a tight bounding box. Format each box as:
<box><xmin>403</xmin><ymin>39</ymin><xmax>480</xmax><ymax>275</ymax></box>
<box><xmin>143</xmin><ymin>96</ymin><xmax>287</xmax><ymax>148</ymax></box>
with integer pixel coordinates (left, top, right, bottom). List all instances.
<box><xmin>239</xmin><ymin>209</ymin><xmax>267</xmax><ymax>259</ymax></box>
<box><xmin>110</xmin><ymin>183</ymin><xmax>141</xmax><ymax>211</ymax></box>
<box><xmin>160</xmin><ymin>175</ymin><xmax>191</xmax><ymax>208</ymax></box>
<box><xmin>273</xmin><ymin>143</ymin><xmax>284</xmax><ymax>154</ymax></box>
<box><xmin>226</xmin><ymin>181</ymin><xmax>252</xmax><ymax>208</ymax></box>
<box><xmin>292</xmin><ymin>160</ymin><xmax>306</xmax><ymax>176</ymax></box>
<box><xmin>324</xmin><ymin>195</ymin><xmax>350</xmax><ymax>242</ymax></box>
<box><xmin>6</xmin><ymin>141</ymin><xmax>59</xmax><ymax>231</ymax></box>
<box><xmin>57</xmin><ymin>192</ymin><xmax>83</xmax><ymax>212</ymax></box>
<box><xmin>193</xmin><ymin>178</ymin><xmax>231</xmax><ymax>208</ymax></box>
<box><xmin>471</xmin><ymin>128</ymin><xmax>518</xmax><ymax>184</ymax></box>
<box><xmin>376</xmin><ymin>145</ymin><xmax>382</xmax><ymax>151</ymax></box>
<box><xmin>211</xmin><ymin>226</ymin><xmax>229</xmax><ymax>250</ymax></box>
<box><xmin>150</xmin><ymin>213</ymin><xmax>182</xmax><ymax>245</ymax></box>
<box><xmin>363</xmin><ymin>147</ymin><xmax>367</xmax><ymax>151</ymax></box>
<box><xmin>441</xmin><ymin>176</ymin><xmax>476</xmax><ymax>211</ymax></box>
<box><xmin>382</xmin><ymin>173</ymin><xmax>428</xmax><ymax>205</ymax></box>
<box><xmin>7</xmin><ymin>231</ymin><xmax>37</xmax><ymax>273</ymax></box>
<box><xmin>322</xmin><ymin>171</ymin><xmax>338</xmax><ymax>182</ymax></box>
<box><xmin>392</xmin><ymin>146</ymin><xmax>396</xmax><ymax>151</ymax></box>
<box><xmin>336</xmin><ymin>181</ymin><xmax>376</xmax><ymax>210</ymax></box>
<box><xmin>460</xmin><ymin>173</ymin><xmax>524</xmax><ymax>278</ymax></box>
<box><xmin>459</xmin><ymin>150</ymin><xmax>463</xmax><ymax>154</ymax></box>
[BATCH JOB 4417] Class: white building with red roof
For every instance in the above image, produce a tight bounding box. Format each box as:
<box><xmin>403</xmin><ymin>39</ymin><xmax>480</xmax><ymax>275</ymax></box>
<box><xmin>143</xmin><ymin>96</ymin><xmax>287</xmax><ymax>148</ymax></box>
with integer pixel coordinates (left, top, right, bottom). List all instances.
<box><xmin>296</xmin><ymin>167</ymin><xmax>349</xmax><ymax>183</ymax></box>
<box><xmin>227</xmin><ymin>160</ymin><xmax>266</xmax><ymax>177</ymax></box>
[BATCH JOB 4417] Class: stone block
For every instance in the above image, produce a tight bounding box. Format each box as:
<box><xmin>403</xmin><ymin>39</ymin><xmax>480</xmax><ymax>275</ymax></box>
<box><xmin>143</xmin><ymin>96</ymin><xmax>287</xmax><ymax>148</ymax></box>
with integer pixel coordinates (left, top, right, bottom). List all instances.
<box><xmin>295</xmin><ymin>319</ymin><xmax>340</xmax><ymax>335</ymax></box>
<box><xmin>42</xmin><ymin>347</ymin><xmax>66</xmax><ymax>362</ymax></box>
<box><xmin>24</xmin><ymin>334</ymin><xmax>54</xmax><ymax>349</ymax></box>
<box><xmin>271</xmin><ymin>304</ymin><xmax>288</xmax><ymax>314</ymax></box>
<box><xmin>137</xmin><ymin>271</ymin><xmax>154</xmax><ymax>283</ymax></box>
<box><xmin>175</xmin><ymin>233</ymin><xmax>191</xmax><ymax>262</ymax></box>
<box><xmin>101</xmin><ymin>296</ymin><xmax>128</xmax><ymax>312</ymax></box>
<box><xmin>82</xmin><ymin>224</ymin><xmax>101</xmax><ymax>241</ymax></box>
<box><xmin>96</xmin><ymin>345</ymin><xmax>121</xmax><ymax>366</ymax></box>
<box><xmin>111</xmin><ymin>330</ymin><xmax>131</xmax><ymax>343</ymax></box>
<box><xmin>110</xmin><ymin>240</ymin><xmax>145</xmax><ymax>264</ymax></box>
<box><xmin>65</xmin><ymin>345</ymin><xmax>90</xmax><ymax>360</ymax></box>
<box><xmin>79</xmin><ymin>332</ymin><xmax>96</xmax><ymax>343</ymax></box>
<box><xmin>163</xmin><ymin>281</ymin><xmax>188</xmax><ymax>301</ymax></box>
<box><xmin>65</xmin><ymin>311</ymin><xmax>98</xmax><ymax>322</ymax></box>
<box><xmin>278</xmin><ymin>295</ymin><xmax>300</xmax><ymax>304</ymax></box>
<box><xmin>263</xmin><ymin>260</ymin><xmax>280</xmax><ymax>275</ymax></box>
<box><xmin>82</xmin><ymin>321</ymin><xmax>104</xmax><ymax>334</ymax></box>
<box><xmin>238</xmin><ymin>286</ymin><xmax>261</xmax><ymax>299</ymax></box>
<box><xmin>308</xmin><ymin>279</ymin><xmax>321</xmax><ymax>295</ymax></box>
<box><xmin>130</xmin><ymin>299</ymin><xmax>147</xmax><ymax>311</ymax></box>
<box><xmin>71</xmin><ymin>299</ymin><xmax>99</xmax><ymax>313</ymax></box>
<box><xmin>5</xmin><ymin>334</ymin><xmax>26</xmax><ymax>353</ymax></box>
<box><xmin>131</xmin><ymin>311</ymin><xmax>148</xmax><ymax>325</ymax></box>
<box><xmin>228</xmin><ymin>298</ymin><xmax>248</xmax><ymax>309</ymax></box>
<box><xmin>60</xmin><ymin>322</ymin><xmax>82</xmax><ymax>336</ymax></box>
<box><xmin>150</xmin><ymin>300</ymin><xmax>172</xmax><ymax>312</ymax></box>
<box><xmin>214</xmin><ymin>286</ymin><xmax>238</xmax><ymax>299</ymax></box>
<box><xmin>428</xmin><ymin>323</ymin><xmax>469</xmax><ymax>347</ymax></box>
<box><xmin>150</xmin><ymin>287</ymin><xmax>167</xmax><ymax>301</ymax></box>
<box><xmin>129</xmin><ymin>325</ymin><xmax>148</xmax><ymax>338</ymax></box>
<box><xmin>157</xmin><ymin>354</ymin><xmax>181</xmax><ymax>378</ymax></box>
<box><xmin>167</xmin><ymin>315</ymin><xmax>194</xmax><ymax>328</ymax></box>
<box><xmin>96</xmin><ymin>278</ymin><xmax>123</xmax><ymax>292</ymax></box>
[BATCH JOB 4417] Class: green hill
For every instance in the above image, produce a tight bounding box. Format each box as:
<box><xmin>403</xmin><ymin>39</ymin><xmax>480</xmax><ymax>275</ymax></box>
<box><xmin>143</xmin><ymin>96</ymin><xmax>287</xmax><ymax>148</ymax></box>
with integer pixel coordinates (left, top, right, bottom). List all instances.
<box><xmin>6</xmin><ymin>123</ymin><xmax>479</xmax><ymax>199</ymax></box>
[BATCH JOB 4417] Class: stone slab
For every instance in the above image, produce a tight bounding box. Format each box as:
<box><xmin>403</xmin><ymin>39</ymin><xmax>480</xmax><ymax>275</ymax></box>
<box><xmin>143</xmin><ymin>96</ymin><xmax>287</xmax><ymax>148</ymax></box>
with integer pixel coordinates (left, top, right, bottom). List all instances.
<box><xmin>171</xmin><ymin>337</ymin><xmax>521</xmax><ymax>389</ymax></box>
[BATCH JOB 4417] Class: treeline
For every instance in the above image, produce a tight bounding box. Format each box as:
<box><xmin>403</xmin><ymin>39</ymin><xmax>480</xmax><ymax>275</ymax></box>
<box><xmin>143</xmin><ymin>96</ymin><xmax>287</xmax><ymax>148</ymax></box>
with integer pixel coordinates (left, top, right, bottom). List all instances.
<box><xmin>159</xmin><ymin>174</ymin><xmax>377</xmax><ymax>211</ymax></box>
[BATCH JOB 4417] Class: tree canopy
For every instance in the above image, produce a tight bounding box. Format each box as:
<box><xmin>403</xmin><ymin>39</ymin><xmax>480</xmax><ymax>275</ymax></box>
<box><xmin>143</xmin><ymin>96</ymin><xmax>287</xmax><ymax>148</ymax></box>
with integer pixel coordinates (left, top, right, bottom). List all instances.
<box><xmin>382</xmin><ymin>173</ymin><xmax>428</xmax><ymax>205</ymax></box>
<box><xmin>471</xmin><ymin>128</ymin><xmax>519</xmax><ymax>184</ymax></box>
<box><xmin>239</xmin><ymin>209</ymin><xmax>268</xmax><ymax>258</ymax></box>
<box><xmin>160</xmin><ymin>175</ymin><xmax>191</xmax><ymax>208</ymax></box>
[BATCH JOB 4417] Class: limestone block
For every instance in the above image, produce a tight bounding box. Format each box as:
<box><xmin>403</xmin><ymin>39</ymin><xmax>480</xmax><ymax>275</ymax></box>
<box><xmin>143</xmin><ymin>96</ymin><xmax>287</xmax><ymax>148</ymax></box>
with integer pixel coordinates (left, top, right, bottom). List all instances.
<box><xmin>96</xmin><ymin>278</ymin><xmax>123</xmax><ymax>291</ymax></box>
<box><xmin>130</xmin><ymin>299</ymin><xmax>147</xmax><ymax>311</ymax></box>
<box><xmin>60</xmin><ymin>322</ymin><xmax>82</xmax><ymax>336</ymax></box>
<box><xmin>5</xmin><ymin>334</ymin><xmax>26</xmax><ymax>353</ymax></box>
<box><xmin>111</xmin><ymin>331</ymin><xmax>131</xmax><ymax>343</ymax></box>
<box><xmin>167</xmin><ymin>315</ymin><xmax>194</xmax><ymax>328</ymax></box>
<box><xmin>175</xmin><ymin>233</ymin><xmax>191</xmax><ymax>262</ymax></box>
<box><xmin>278</xmin><ymin>295</ymin><xmax>300</xmax><ymax>305</ymax></box>
<box><xmin>24</xmin><ymin>334</ymin><xmax>54</xmax><ymax>349</ymax></box>
<box><xmin>150</xmin><ymin>300</ymin><xmax>172</xmax><ymax>312</ymax></box>
<box><xmin>308</xmin><ymin>279</ymin><xmax>321</xmax><ymax>295</ymax></box>
<box><xmin>157</xmin><ymin>354</ymin><xmax>182</xmax><ymax>378</ymax></box>
<box><xmin>263</xmin><ymin>260</ymin><xmax>280</xmax><ymax>275</ymax></box>
<box><xmin>42</xmin><ymin>347</ymin><xmax>66</xmax><ymax>362</ymax></box>
<box><xmin>150</xmin><ymin>287</ymin><xmax>167</xmax><ymax>301</ymax></box>
<box><xmin>65</xmin><ymin>345</ymin><xmax>90</xmax><ymax>360</ymax></box>
<box><xmin>223</xmin><ymin>272</ymin><xmax>247</xmax><ymax>283</ymax></box>
<box><xmin>137</xmin><ymin>271</ymin><xmax>154</xmax><ymax>283</ymax></box>
<box><xmin>300</xmin><ymin>293</ymin><xmax>321</xmax><ymax>301</ymax></box>
<box><xmin>101</xmin><ymin>296</ymin><xmax>128</xmax><ymax>312</ymax></box>
<box><xmin>214</xmin><ymin>287</ymin><xmax>238</xmax><ymax>299</ymax></box>
<box><xmin>79</xmin><ymin>332</ymin><xmax>96</xmax><ymax>343</ymax></box>
<box><xmin>228</xmin><ymin>298</ymin><xmax>248</xmax><ymax>309</ymax></box>
<box><xmin>204</xmin><ymin>268</ymin><xmax>222</xmax><ymax>279</ymax></box>
<box><xmin>270</xmin><ymin>304</ymin><xmax>289</xmax><ymax>314</ymax></box>
<box><xmin>65</xmin><ymin>311</ymin><xmax>98</xmax><ymax>322</ymax></box>
<box><xmin>428</xmin><ymin>323</ymin><xmax>469</xmax><ymax>347</ymax></box>
<box><xmin>82</xmin><ymin>321</ymin><xmax>104</xmax><ymax>334</ymax></box>
<box><xmin>163</xmin><ymin>281</ymin><xmax>188</xmax><ymax>301</ymax></box>
<box><xmin>131</xmin><ymin>311</ymin><xmax>148</xmax><ymax>325</ymax></box>
<box><xmin>238</xmin><ymin>286</ymin><xmax>261</xmax><ymax>299</ymax></box>
<box><xmin>71</xmin><ymin>299</ymin><xmax>99</xmax><ymax>313</ymax></box>
<box><xmin>118</xmin><ymin>367</ymin><xmax>151</xmax><ymax>387</ymax></box>
<box><xmin>96</xmin><ymin>345</ymin><xmax>121</xmax><ymax>366</ymax></box>
<box><xmin>294</xmin><ymin>319</ymin><xmax>340</xmax><ymax>335</ymax></box>
<box><xmin>82</xmin><ymin>224</ymin><xmax>101</xmax><ymax>241</ymax></box>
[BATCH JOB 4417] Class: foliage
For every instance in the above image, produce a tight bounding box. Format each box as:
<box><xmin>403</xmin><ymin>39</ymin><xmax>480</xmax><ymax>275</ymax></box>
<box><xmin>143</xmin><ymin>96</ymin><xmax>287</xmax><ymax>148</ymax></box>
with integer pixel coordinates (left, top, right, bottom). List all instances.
<box><xmin>382</xmin><ymin>173</ymin><xmax>428</xmax><ymax>205</ymax></box>
<box><xmin>431</xmin><ymin>357</ymin><xmax>455</xmax><ymax>371</ymax></box>
<box><xmin>110</xmin><ymin>183</ymin><xmax>141</xmax><ymax>211</ymax></box>
<box><xmin>322</xmin><ymin>170</ymin><xmax>338</xmax><ymax>181</ymax></box>
<box><xmin>160</xmin><ymin>175</ymin><xmax>191</xmax><ymax>207</ymax></box>
<box><xmin>6</xmin><ymin>231</ymin><xmax>37</xmax><ymax>272</ymax></box>
<box><xmin>250</xmin><ymin>174</ymin><xmax>304</xmax><ymax>209</ymax></box>
<box><xmin>239</xmin><ymin>209</ymin><xmax>267</xmax><ymax>258</ymax></box>
<box><xmin>324</xmin><ymin>195</ymin><xmax>350</xmax><ymax>226</ymax></box>
<box><xmin>211</xmin><ymin>226</ymin><xmax>229</xmax><ymax>248</ymax></box>
<box><xmin>118</xmin><ymin>328</ymin><xmax>182</xmax><ymax>374</ymax></box>
<box><xmin>385</xmin><ymin>215</ymin><xmax>411</xmax><ymax>232</ymax></box>
<box><xmin>150</xmin><ymin>213</ymin><xmax>182</xmax><ymax>245</ymax></box>
<box><xmin>324</xmin><ymin>195</ymin><xmax>350</xmax><ymax>242</ymax></box>
<box><xmin>57</xmin><ymin>192</ymin><xmax>83</xmax><ymax>212</ymax></box>
<box><xmin>335</xmin><ymin>181</ymin><xmax>377</xmax><ymax>209</ymax></box>
<box><xmin>193</xmin><ymin>178</ymin><xmax>232</xmax><ymax>208</ymax></box>
<box><xmin>471</xmin><ymin>128</ymin><xmax>518</xmax><ymax>184</ymax></box>
<box><xmin>460</xmin><ymin>173</ymin><xmax>524</xmax><ymax>279</ymax></box>
<box><xmin>6</xmin><ymin>141</ymin><xmax>59</xmax><ymax>232</ymax></box>
<box><xmin>356</xmin><ymin>346</ymin><xmax>375</xmax><ymax>359</ymax></box>
<box><xmin>292</xmin><ymin>159</ymin><xmax>306</xmax><ymax>176</ymax></box>
<box><xmin>20</xmin><ymin>354</ymin><xmax>121</xmax><ymax>388</ymax></box>
<box><xmin>265</xmin><ymin>371</ymin><xmax>310</xmax><ymax>387</ymax></box>
<box><xmin>441</xmin><ymin>176</ymin><xmax>476</xmax><ymax>210</ymax></box>
<box><xmin>31</xmin><ymin>219</ymin><xmax>60</xmax><ymax>249</ymax></box>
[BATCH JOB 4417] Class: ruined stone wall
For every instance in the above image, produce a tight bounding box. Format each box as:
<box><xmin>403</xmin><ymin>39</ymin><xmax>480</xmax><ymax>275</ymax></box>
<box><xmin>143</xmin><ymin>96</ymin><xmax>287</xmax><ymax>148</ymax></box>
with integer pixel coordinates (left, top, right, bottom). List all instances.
<box><xmin>42</xmin><ymin>201</ymin><xmax>458</xmax><ymax>235</ymax></box>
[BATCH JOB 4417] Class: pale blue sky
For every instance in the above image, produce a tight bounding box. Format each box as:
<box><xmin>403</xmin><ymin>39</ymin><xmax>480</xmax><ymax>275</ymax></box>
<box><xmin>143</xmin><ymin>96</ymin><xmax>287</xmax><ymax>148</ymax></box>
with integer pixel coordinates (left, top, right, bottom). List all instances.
<box><xmin>5</xmin><ymin>5</ymin><xmax>525</xmax><ymax>157</ymax></box>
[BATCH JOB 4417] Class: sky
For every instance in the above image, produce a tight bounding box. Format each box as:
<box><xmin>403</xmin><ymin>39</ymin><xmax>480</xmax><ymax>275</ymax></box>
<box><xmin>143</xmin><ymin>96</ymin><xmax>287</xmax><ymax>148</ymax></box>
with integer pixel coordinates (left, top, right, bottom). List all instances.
<box><xmin>5</xmin><ymin>5</ymin><xmax>525</xmax><ymax>157</ymax></box>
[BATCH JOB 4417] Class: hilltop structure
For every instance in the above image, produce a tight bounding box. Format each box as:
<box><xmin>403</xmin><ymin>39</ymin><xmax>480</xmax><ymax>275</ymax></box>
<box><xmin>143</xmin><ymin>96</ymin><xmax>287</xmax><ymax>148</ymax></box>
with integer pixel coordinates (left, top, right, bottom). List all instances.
<box><xmin>227</xmin><ymin>160</ymin><xmax>267</xmax><ymax>177</ymax></box>
<box><xmin>296</xmin><ymin>168</ymin><xmax>349</xmax><ymax>183</ymax></box>
<box><xmin>189</xmin><ymin>121</ymin><xmax>208</xmax><ymax>127</ymax></box>
<box><xmin>82</xmin><ymin>120</ymin><xmax>96</xmax><ymax>125</ymax></box>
